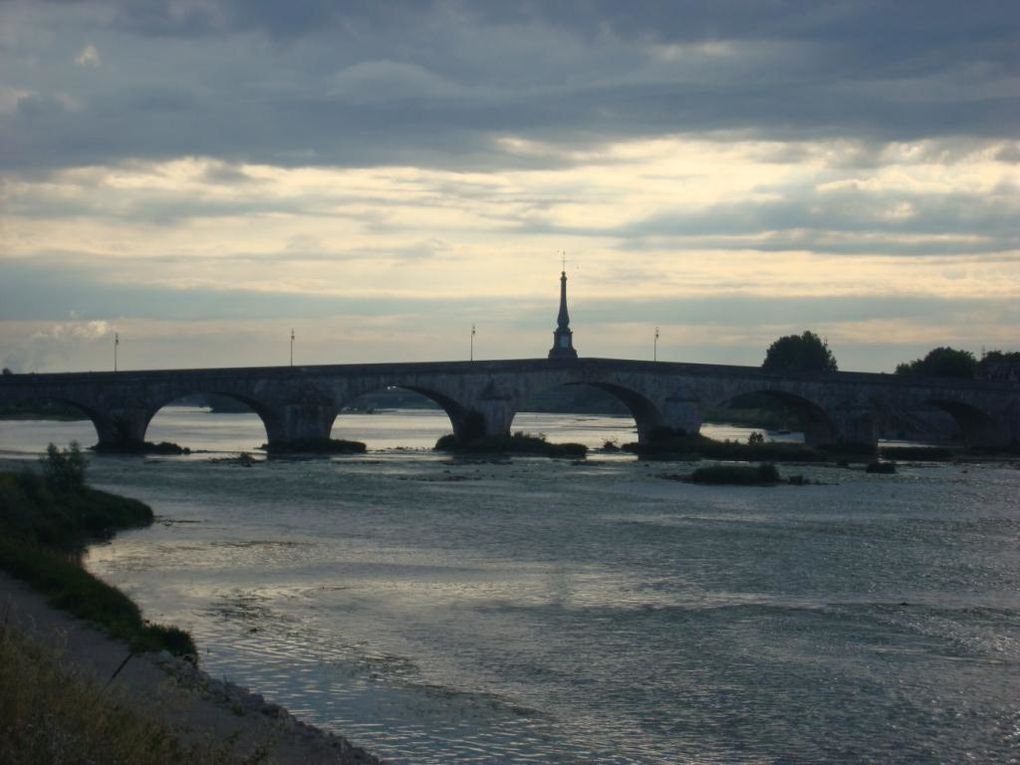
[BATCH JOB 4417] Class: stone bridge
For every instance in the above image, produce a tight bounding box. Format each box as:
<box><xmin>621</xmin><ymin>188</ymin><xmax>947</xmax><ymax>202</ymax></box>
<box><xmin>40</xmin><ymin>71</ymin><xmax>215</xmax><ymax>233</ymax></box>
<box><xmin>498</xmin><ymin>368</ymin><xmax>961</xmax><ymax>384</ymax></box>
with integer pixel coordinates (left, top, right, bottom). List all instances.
<box><xmin>1</xmin><ymin>358</ymin><xmax>1017</xmax><ymax>450</ymax></box>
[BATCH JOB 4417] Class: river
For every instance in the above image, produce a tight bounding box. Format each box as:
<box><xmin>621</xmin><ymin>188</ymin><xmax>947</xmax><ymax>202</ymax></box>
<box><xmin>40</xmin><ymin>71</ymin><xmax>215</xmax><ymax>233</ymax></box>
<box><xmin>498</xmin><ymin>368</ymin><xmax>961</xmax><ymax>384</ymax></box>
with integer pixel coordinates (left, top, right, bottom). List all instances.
<box><xmin>2</xmin><ymin>409</ymin><xmax>1018</xmax><ymax>763</ymax></box>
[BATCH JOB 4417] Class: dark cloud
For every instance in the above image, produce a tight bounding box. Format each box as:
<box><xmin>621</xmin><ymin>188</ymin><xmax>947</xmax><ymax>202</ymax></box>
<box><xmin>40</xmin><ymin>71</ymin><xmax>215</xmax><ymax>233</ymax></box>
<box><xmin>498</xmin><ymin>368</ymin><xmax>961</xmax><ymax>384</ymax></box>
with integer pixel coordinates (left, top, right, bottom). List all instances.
<box><xmin>0</xmin><ymin>258</ymin><xmax>465</xmax><ymax>322</ymax></box>
<box><xmin>2</xmin><ymin>0</ymin><xmax>1016</xmax><ymax>172</ymax></box>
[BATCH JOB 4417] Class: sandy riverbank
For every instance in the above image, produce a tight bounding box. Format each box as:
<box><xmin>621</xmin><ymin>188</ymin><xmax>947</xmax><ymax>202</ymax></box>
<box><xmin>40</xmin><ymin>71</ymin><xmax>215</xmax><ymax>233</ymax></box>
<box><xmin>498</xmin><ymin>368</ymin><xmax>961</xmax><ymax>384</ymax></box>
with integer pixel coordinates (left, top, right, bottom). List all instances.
<box><xmin>0</xmin><ymin>571</ymin><xmax>381</xmax><ymax>764</ymax></box>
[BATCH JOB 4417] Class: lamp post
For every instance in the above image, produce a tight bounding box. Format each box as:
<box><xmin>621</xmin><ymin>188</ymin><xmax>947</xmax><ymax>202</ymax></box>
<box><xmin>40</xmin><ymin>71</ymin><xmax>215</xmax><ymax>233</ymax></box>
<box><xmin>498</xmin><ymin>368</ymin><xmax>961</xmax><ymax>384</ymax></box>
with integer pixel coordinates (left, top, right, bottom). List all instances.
<box><xmin>470</xmin><ymin>323</ymin><xmax>476</xmax><ymax>361</ymax></box>
<box><xmin>290</xmin><ymin>329</ymin><xmax>295</xmax><ymax>367</ymax></box>
<box><xmin>114</xmin><ymin>332</ymin><xmax>119</xmax><ymax>372</ymax></box>
<box><xmin>653</xmin><ymin>326</ymin><xmax>660</xmax><ymax>362</ymax></box>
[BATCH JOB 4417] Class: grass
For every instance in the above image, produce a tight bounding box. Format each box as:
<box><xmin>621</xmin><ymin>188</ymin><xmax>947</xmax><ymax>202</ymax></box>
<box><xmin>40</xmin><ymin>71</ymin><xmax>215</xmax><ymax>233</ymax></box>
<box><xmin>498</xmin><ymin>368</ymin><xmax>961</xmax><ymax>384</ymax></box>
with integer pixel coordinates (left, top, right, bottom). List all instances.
<box><xmin>0</xmin><ymin>445</ymin><xmax>196</xmax><ymax>658</ymax></box>
<box><xmin>435</xmin><ymin>431</ymin><xmax>588</xmax><ymax>458</ymax></box>
<box><xmin>0</xmin><ymin>621</ymin><xmax>269</xmax><ymax>765</ymax></box>
<box><xmin>0</xmin><ymin>535</ymin><xmax>195</xmax><ymax>656</ymax></box>
<box><xmin>0</xmin><ymin>471</ymin><xmax>152</xmax><ymax>551</ymax></box>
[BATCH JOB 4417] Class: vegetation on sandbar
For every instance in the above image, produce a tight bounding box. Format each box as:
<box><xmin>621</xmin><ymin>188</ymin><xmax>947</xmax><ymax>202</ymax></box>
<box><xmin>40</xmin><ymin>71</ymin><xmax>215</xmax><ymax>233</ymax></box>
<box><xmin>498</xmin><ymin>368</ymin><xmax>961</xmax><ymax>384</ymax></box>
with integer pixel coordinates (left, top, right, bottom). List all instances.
<box><xmin>260</xmin><ymin>437</ymin><xmax>367</xmax><ymax>454</ymax></box>
<box><xmin>622</xmin><ymin>428</ymin><xmax>830</xmax><ymax>462</ymax></box>
<box><xmin>659</xmin><ymin>462</ymin><xmax>817</xmax><ymax>486</ymax></box>
<box><xmin>689</xmin><ymin>463</ymin><xmax>784</xmax><ymax>485</ymax></box>
<box><xmin>93</xmin><ymin>440</ymin><xmax>192</xmax><ymax>455</ymax></box>
<box><xmin>435</xmin><ymin>431</ymin><xmax>588</xmax><ymax>458</ymax></box>
<box><xmin>0</xmin><ymin>443</ymin><xmax>196</xmax><ymax>658</ymax></box>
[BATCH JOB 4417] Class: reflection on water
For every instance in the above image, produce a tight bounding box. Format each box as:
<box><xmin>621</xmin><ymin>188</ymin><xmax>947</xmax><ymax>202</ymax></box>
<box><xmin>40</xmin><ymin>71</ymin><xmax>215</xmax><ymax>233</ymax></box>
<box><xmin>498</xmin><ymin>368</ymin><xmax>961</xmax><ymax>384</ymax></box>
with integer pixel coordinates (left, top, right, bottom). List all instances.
<box><xmin>2</xmin><ymin>410</ymin><xmax>1018</xmax><ymax>763</ymax></box>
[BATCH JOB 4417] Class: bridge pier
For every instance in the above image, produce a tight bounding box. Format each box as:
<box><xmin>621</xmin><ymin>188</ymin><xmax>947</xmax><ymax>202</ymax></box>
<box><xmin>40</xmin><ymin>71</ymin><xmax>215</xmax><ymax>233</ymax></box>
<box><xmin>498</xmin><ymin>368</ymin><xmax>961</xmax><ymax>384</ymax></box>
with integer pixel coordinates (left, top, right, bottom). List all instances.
<box><xmin>659</xmin><ymin>395</ymin><xmax>703</xmax><ymax>438</ymax></box>
<box><xmin>452</xmin><ymin>384</ymin><xmax>516</xmax><ymax>443</ymax></box>
<box><xmin>263</xmin><ymin>401</ymin><xmax>338</xmax><ymax>449</ymax></box>
<box><xmin>93</xmin><ymin>407</ymin><xmax>151</xmax><ymax>452</ymax></box>
<box><xmin>820</xmin><ymin>403</ymin><xmax>877</xmax><ymax>449</ymax></box>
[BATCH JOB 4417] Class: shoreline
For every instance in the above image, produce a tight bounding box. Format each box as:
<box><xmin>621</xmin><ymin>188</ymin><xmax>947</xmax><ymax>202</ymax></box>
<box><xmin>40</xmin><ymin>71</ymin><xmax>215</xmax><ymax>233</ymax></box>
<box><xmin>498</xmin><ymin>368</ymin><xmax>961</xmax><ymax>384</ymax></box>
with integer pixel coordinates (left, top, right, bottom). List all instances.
<box><xmin>0</xmin><ymin>456</ymin><xmax>382</xmax><ymax>764</ymax></box>
<box><xmin>1</xmin><ymin>569</ymin><xmax>381</xmax><ymax>764</ymax></box>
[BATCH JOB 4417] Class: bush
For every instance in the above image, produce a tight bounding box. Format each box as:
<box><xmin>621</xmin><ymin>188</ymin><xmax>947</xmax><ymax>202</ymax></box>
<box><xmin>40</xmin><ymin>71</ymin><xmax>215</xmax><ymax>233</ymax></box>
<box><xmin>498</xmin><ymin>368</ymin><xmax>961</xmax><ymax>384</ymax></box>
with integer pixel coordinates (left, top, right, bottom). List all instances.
<box><xmin>42</xmin><ymin>442</ymin><xmax>87</xmax><ymax>493</ymax></box>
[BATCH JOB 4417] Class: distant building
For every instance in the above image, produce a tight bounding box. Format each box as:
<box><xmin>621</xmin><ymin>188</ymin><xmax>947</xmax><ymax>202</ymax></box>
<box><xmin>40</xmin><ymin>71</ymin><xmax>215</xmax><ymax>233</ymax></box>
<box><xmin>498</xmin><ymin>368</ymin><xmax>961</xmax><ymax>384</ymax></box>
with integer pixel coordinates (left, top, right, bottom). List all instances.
<box><xmin>548</xmin><ymin>269</ymin><xmax>578</xmax><ymax>359</ymax></box>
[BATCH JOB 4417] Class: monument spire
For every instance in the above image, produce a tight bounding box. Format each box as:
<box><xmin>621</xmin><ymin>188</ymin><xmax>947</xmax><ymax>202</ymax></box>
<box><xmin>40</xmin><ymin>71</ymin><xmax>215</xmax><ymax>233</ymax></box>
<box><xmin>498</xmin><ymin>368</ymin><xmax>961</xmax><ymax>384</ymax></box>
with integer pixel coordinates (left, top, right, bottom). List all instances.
<box><xmin>548</xmin><ymin>253</ymin><xmax>578</xmax><ymax>359</ymax></box>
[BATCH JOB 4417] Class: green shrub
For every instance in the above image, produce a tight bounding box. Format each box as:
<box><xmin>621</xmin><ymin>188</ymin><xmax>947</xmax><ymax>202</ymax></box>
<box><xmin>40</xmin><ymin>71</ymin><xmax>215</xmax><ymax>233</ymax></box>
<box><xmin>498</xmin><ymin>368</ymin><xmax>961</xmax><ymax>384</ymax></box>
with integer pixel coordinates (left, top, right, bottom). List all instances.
<box><xmin>42</xmin><ymin>441</ymin><xmax>87</xmax><ymax>492</ymax></box>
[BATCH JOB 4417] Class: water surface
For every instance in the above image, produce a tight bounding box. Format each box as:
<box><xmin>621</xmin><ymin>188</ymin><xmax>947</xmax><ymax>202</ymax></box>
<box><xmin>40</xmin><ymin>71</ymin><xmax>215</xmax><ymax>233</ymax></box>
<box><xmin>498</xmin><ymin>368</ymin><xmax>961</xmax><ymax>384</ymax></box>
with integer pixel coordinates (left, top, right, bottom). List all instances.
<box><xmin>2</xmin><ymin>410</ymin><xmax>1018</xmax><ymax>763</ymax></box>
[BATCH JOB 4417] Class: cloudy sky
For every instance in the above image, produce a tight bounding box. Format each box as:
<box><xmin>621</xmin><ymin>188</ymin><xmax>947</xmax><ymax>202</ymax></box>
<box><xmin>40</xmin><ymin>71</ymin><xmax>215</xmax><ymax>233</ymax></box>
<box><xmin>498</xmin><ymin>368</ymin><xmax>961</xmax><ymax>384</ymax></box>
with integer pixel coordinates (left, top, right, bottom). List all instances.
<box><xmin>1</xmin><ymin>0</ymin><xmax>1017</xmax><ymax>373</ymax></box>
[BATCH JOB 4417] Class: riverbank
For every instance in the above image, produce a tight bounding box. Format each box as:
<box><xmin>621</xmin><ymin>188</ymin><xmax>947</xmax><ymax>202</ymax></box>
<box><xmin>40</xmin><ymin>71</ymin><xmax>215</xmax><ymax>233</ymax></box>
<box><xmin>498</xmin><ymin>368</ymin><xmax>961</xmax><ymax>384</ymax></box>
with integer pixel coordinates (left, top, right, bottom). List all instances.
<box><xmin>0</xmin><ymin>449</ymin><xmax>380</xmax><ymax>764</ymax></box>
<box><xmin>1</xmin><ymin>573</ymin><xmax>381</xmax><ymax>764</ymax></box>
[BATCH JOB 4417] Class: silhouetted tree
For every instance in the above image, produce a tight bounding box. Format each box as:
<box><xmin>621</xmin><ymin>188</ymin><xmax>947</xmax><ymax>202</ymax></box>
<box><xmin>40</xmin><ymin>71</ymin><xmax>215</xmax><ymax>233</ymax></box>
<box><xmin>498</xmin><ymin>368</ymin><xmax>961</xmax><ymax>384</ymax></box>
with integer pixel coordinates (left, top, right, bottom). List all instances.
<box><xmin>895</xmin><ymin>347</ymin><xmax>977</xmax><ymax>379</ymax></box>
<box><xmin>762</xmin><ymin>331</ymin><xmax>837</xmax><ymax>373</ymax></box>
<box><xmin>1</xmin><ymin>367</ymin><xmax>12</xmax><ymax>375</ymax></box>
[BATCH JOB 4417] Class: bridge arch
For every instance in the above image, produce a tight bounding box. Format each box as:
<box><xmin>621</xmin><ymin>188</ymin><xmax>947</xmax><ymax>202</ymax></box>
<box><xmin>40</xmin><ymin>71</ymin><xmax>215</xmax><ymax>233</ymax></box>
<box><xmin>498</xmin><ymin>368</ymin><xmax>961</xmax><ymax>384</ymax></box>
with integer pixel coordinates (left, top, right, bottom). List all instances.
<box><xmin>924</xmin><ymin>398</ymin><xmax>1005</xmax><ymax>446</ymax></box>
<box><xmin>144</xmin><ymin>392</ymin><xmax>276</xmax><ymax>452</ymax></box>
<box><xmin>508</xmin><ymin>379</ymin><xmax>669</xmax><ymax>445</ymax></box>
<box><xmin>707</xmin><ymin>388</ymin><xmax>839</xmax><ymax>446</ymax></box>
<box><xmin>336</xmin><ymin>383</ymin><xmax>479</xmax><ymax>445</ymax></box>
<box><xmin>0</xmin><ymin>396</ymin><xmax>110</xmax><ymax>452</ymax></box>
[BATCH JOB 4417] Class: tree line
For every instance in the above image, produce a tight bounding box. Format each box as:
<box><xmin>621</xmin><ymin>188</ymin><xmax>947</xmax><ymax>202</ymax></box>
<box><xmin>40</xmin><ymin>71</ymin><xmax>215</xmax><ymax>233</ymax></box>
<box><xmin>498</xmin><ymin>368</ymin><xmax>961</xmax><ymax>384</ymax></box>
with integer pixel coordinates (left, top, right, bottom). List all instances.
<box><xmin>762</xmin><ymin>331</ymin><xmax>1018</xmax><ymax>380</ymax></box>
